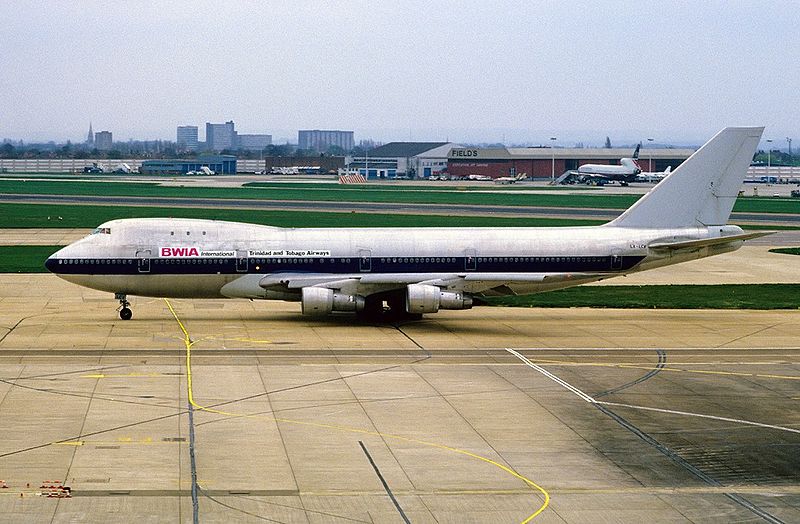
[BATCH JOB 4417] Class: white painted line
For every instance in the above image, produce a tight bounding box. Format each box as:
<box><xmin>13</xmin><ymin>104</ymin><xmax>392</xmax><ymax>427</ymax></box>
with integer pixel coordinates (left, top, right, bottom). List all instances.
<box><xmin>597</xmin><ymin>401</ymin><xmax>800</xmax><ymax>435</ymax></box>
<box><xmin>505</xmin><ymin>348</ymin><xmax>596</xmax><ymax>403</ymax></box>
<box><xmin>506</xmin><ymin>348</ymin><xmax>800</xmax><ymax>435</ymax></box>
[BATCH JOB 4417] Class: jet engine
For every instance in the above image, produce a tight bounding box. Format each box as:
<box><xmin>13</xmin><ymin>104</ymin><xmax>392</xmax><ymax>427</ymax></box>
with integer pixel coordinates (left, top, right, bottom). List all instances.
<box><xmin>405</xmin><ymin>284</ymin><xmax>473</xmax><ymax>314</ymax></box>
<box><xmin>301</xmin><ymin>287</ymin><xmax>365</xmax><ymax>316</ymax></box>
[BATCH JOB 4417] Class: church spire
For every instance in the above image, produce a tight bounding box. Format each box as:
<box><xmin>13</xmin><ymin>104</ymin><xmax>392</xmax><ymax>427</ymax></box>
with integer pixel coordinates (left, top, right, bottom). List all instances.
<box><xmin>87</xmin><ymin>122</ymin><xmax>94</xmax><ymax>145</ymax></box>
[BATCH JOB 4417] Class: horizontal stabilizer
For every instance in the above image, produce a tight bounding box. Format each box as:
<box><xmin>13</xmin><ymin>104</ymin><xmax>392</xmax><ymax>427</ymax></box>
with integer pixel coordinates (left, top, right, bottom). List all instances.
<box><xmin>649</xmin><ymin>231</ymin><xmax>773</xmax><ymax>251</ymax></box>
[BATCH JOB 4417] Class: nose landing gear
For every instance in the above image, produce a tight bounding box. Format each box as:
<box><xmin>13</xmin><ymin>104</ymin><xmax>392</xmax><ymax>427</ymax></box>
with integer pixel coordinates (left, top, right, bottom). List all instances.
<box><xmin>115</xmin><ymin>293</ymin><xmax>132</xmax><ymax>320</ymax></box>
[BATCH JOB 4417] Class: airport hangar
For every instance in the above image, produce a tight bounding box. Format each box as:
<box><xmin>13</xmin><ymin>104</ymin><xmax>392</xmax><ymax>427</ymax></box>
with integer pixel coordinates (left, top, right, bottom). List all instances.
<box><xmin>447</xmin><ymin>146</ymin><xmax>696</xmax><ymax>180</ymax></box>
<box><xmin>349</xmin><ymin>142</ymin><xmax>460</xmax><ymax>179</ymax></box>
<box><xmin>138</xmin><ymin>155</ymin><xmax>238</xmax><ymax>175</ymax></box>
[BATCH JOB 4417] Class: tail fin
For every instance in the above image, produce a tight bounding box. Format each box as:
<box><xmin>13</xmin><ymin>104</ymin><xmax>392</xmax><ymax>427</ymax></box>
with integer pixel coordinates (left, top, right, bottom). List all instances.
<box><xmin>608</xmin><ymin>127</ymin><xmax>763</xmax><ymax>228</ymax></box>
<box><xmin>664</xmin><ymin>165</ymin><xmax>671</xmax><ymax>174</ymax></box>
<box><xmin>632</xmin><ymin>143</ymin><xmax>641</xmax><ymax>159</ymax></box>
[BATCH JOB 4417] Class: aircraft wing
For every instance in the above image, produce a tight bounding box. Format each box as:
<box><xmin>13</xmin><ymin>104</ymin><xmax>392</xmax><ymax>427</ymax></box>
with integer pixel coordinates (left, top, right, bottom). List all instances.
<box><xmin>648</xmin><ymin>231</ymin><xmax>773</xmax><ymax>251</ymax></box>
<box><xmin>259</xmin><ymin>272</ymin><xmax>462</xmax><ymax>289</ymax></box>
<box><xmin>259</xmin><ymin>271</ymin><xmax>614</xmax><ymax>296</ymax></box>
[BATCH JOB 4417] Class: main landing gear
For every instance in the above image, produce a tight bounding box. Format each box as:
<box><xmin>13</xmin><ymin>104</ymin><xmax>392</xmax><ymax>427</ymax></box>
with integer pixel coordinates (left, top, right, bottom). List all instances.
<box><xmin>115</xmin><ymin>293</ymin><xmax>132</xmax><ymax>320</ymax></box>
<box><xmin>356</xmin><ymin>290</ymin><xmax>422</xmax><ymax>323</ymax></box>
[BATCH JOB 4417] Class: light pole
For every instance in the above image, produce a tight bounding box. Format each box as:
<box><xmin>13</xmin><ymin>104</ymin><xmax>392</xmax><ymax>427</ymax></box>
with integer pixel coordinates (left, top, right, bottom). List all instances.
<box><xmin>550</xmin><ymin>137</ymin><xmax>557</xmax><ymax>182</ymax></box>
<box><xmin>766</xmin><ymin>139</ymin><xmax>773</xmax><ymax>182</ymax></box>
<box><xmin>647</xmin><ymin>137</ymin><xmax>654</xmax><ymax>173</ymax></box>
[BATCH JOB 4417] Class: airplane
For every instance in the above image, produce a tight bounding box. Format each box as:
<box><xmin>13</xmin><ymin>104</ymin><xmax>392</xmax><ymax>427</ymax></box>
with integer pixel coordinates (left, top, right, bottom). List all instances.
<box><xmin>113</xmin><ymin>163</ymin><xmax>133</xmax><ymax>174</ymax></box>
<box><xmin>494</xmin><ymin>173</ymin><xmax>528</xmax><ymax>184</ymax></box>
<box><xmin>271</xmin><ymin>167</ymin><xmax>300</xmax><ymax>175</ymax></box>
<box><xmin>186</xmin><ymin>166</ymin><xmax>215</xmax><ymax>176</ymax></box>
<box><xmin>574</xmin><ymin>143</ymin><xmax>642</xmax><ymax>185</ymax></box>
<box><xmin>636</xmin><ymin>165</ymin><xmax>671</xmax><ymax>183</ymax></box>
<box><xmin>45</xmin><ymin>127</ymin><xmax>768</xmax><ymax>321</ymax></box>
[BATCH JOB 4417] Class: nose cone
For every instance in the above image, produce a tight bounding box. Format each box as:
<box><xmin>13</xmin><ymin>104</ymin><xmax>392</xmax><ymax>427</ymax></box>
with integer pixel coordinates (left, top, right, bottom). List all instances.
<box><xmin>45</xmin><ymin>246</ymin><xmax>68</xmax><ymax>273</ymax></box>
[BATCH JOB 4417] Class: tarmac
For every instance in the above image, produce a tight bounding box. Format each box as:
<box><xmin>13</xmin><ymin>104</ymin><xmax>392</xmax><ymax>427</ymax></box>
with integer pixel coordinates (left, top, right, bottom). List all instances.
<box><xmin>0</xmin><ymin>275</ymin><xmax>798</xmax><ymax>523</ymax></box>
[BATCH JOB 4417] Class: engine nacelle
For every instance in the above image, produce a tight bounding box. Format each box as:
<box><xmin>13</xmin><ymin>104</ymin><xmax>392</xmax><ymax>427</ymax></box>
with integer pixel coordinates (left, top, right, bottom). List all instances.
<box><xmin>301</xmin><ymin>287</ymin><xmax>365</xmax><ymax>316</ymax></box>
<box><xmin>405</xmin><ymin>284</ymin><xmax>473</xmax><ymax>314</ymax></box>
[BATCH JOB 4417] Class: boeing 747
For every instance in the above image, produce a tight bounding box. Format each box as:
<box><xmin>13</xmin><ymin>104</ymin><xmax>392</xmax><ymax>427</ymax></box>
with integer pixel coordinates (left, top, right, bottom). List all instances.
<box><xmin>46</xmin><ymin>127</ymin><xmax>768</xmax><ymax>320</ymax></box>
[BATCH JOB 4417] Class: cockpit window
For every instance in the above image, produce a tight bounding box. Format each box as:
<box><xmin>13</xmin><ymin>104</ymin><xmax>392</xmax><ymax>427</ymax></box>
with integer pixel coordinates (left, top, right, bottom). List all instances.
<box><xmin>91</xmin><ymin>227</ymin><xmax>111</xmax><ymax>235</ymax></box>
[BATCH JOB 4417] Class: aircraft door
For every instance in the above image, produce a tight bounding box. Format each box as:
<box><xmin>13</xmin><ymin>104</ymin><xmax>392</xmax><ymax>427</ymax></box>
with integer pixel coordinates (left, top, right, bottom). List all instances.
<box><xmin>359</xmin><ymin>249</ymin><xmax>371</xmax><ymax>272</ymax></box>
<box><xmin>464</xmin><ymin>248</ymin><xmax>477</xmax><ymax>271</ymax></box>
<box><xmin>236</xmin><ymin>250</ymin><xmax>248</xmax><ymax>272</ymax></box>
<box><xmin>136</xmin><ymin>249</ymin><xmax>151</xmax><ymax>273</ymax></box>
<box><xmin>611</xmin><ymin>252</ymin><xmax>623</xmax><ymax>269</ymax></box>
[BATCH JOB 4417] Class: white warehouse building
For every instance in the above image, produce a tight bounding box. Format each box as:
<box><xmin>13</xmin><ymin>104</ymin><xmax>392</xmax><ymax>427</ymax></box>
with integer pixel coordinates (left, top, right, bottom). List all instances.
<box><xmin>349</xmin><ymin>142</ymin><xmax>459</xmax><ymax>179</ymax></box>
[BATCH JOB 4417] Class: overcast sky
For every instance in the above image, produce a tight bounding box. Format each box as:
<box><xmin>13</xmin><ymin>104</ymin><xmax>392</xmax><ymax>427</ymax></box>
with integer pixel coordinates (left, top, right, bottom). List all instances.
<box><xmin>2</xmin><ymin>1</ymin><xmax>798</xmax><ymax>147</ymax></box>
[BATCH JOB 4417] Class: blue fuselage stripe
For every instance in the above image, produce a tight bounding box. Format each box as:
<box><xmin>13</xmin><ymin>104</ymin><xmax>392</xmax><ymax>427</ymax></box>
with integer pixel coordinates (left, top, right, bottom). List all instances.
<box><xmin>45</xmin><ymin>255</ymin><xmax>645</xmax><ymax>275</ymax></box>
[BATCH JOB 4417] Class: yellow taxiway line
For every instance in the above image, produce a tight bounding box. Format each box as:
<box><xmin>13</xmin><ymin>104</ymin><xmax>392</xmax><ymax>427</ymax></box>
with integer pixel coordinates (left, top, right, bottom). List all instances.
<box><xmin>164</xmin><ymin>298</ymin><xmax>550</xmax><ymax>523</ymax></box>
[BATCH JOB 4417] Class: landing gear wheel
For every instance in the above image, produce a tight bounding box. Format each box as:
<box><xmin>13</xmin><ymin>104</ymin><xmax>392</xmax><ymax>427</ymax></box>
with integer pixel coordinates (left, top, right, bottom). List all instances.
<box><xmin>115</xmin><ymin>292</ymin><xmax>132</xmax><ymax>320</ymax></box>
<box><xmin>357</xmin><ymin>291</ymin><xmax>422</xmax><ymax>323</ymax></box>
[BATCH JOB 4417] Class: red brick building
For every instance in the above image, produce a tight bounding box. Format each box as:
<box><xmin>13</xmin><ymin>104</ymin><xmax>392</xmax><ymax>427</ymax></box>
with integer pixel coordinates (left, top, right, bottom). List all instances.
<box><xmin>447</xmin><ymin>146</ymin><xmax>695</xmax><ymax>180</ymax></box>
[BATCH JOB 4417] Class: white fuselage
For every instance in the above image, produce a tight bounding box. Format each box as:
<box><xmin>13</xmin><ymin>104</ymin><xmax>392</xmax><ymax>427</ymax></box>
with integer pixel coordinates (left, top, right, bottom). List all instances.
<box><xmin>578</xmin><ymin>158</ymin><xmax>641</xmax><ymax>177</ymax></box>
<box><xmin>46</xmin><ymin>217</ymin><xmax>744</xmax><ymax>300</ymax></box>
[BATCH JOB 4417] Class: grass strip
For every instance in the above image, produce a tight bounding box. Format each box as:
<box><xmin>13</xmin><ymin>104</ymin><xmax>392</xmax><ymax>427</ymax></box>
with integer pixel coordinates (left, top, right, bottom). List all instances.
<box><xmin>1</xmin><ymin>202</ymin><xmax>797</xmax><ymax>231</ymax></box>
<box><xmin>769</xmin><ymin>247</ymin><xmax>800</xmax><ymax>255</ymax></box>
<box><xmin>0</xmin><ymin>245</ymin><xmax>62</xmax><ymax>273</ymax></box>
<box><xmin>3</xmin><ymin>179</ymin><xmax>799</xmax><ymax>214</ymax></box>
<box><xmin>0</xmin><ymin>179</ymin><xmax>639</xmax><ymax>208</ymax></box>
<box><xmin>0</xmin><ymin>203</ymin><xmax>602</xmax><ymax>229</ymax></box>
<box><xmin>483</xmin><ymin>284</ymin><xmax>800</xmax><ymax>309</ymax></box>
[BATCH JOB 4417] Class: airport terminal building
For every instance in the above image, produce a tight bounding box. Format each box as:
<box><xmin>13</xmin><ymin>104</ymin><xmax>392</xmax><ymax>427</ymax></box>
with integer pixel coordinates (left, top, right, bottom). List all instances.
<box><xmin>447</xmin><ymin>147</ymin><xmax>696</xmax><ymax>180</ymax></box>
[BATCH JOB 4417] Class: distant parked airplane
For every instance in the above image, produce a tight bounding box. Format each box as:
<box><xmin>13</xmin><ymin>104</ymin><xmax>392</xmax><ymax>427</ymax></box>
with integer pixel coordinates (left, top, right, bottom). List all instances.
<box><xmin>186</xmin><ymin>166</ymin><xmax>215</xmax><ymax>176</ymax></box>
<box><xmin>636</xmin><ymin>165</ymin><xmax>672</xmax><ymax>183</ymax></box>
<box><xmin>494</xmin><ymin>173</ymin><xmax>528</xmax><ymax>184</ymax></box>
<box><xmin>46</xmin><ymin>128</ymin><xmax>768</xmax><ymax>321</ymax></box>
<box><xmin>575</xmin><ymin>143</ymin><xmax>642</xmax><ymax>184</ymax></box>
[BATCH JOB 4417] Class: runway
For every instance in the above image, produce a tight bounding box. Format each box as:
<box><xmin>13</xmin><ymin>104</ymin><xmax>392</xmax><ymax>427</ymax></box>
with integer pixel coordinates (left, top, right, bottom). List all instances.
<box><xmin>0</xmin><ymin>275</ymin><xmax>798</xmax><ymax>522</ymax></box>
<box><xmin>3</xmin><ymin>192</ymin><xmax>800</xmax><ymax>226</ymax></box>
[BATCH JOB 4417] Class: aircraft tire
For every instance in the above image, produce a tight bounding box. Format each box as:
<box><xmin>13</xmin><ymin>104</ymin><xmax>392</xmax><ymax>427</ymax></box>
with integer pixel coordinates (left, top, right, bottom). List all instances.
<box><xmin>119</xmin><ymin>307</ymin><xmax>133</xmax><ymax>320</ymax></box>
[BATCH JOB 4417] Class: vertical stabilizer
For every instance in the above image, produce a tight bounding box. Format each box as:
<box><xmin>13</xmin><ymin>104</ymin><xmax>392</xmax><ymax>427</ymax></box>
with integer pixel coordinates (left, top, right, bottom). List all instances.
<box><xmin>608</xmin><ymin>127</ymin><xmax>763</xmax><ymax>228</ymax></box>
